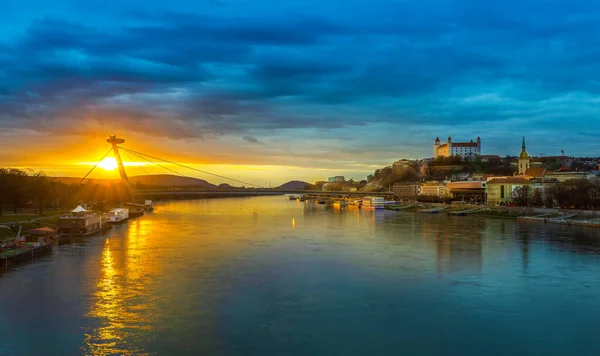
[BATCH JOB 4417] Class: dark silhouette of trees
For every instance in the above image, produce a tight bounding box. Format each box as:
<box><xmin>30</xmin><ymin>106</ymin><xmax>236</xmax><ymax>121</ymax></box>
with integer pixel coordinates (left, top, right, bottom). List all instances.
<box><xmin>0</xmin><ymin>168</ymin><xmax>131</xmax><ymax>214</ymax></box>
<box><xmin>546</xmin><ymin>179</ymin><xmax>600</xmax><ymax>209</ymax></box>
<box><xmin>531</xmin><ymin>188</ymin><xmax>544</xmax><ymax>207</ymax></box>
<box><xmin>508</xmin><ymin>180</ymin><xmax>600</xmax><ymax>209</ymax></box>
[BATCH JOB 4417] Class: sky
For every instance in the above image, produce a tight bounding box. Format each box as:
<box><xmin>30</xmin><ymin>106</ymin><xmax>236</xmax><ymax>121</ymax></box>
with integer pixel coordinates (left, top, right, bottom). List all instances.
<box><xmin>1</xmin><ymin>0</ymin><xmax>599</xmax><ymax>186</ymax></box>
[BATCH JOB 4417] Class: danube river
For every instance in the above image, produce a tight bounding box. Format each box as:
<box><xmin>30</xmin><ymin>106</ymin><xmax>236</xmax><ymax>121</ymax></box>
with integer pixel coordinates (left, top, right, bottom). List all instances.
<box><xmin>2</xmin><ymin>196</ymin><xmax>600</xmax><ymax>355</ymax></box>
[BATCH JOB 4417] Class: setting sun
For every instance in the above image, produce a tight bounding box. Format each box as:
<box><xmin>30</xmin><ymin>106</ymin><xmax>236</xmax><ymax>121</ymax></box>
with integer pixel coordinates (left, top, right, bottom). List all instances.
<box><xmin>98</xmin><ymin>157</ymin><xmax>118</xmax><ymax>171</ymax></box>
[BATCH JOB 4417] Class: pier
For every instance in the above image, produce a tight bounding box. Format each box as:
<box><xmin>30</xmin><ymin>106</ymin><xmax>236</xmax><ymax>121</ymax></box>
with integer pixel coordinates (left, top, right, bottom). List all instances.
<box><xmin>0</xmin><ymin>242</ymin><xmax>53</xmax><ymax>272</ymax></box>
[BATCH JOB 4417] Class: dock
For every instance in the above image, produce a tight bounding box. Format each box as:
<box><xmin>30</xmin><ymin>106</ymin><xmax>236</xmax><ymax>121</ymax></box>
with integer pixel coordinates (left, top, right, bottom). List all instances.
<box><xmin>448</xmin><ymin>208</ymin><xmax>481</xmax><ymax>216</ymax></box>
<box><xmin>417</xmin><ymin>207</ymin><xmax>446</xmax><ymax>214</ymax></box>
<box><xmin>0</xmin><ymin>242</ymin><xmax>53</xmax><ymax>272</ymax></box>
<box><xmin>385</xmin><ymin>204</ymin><xmax>416</xmax><ymax>211</ymax></box>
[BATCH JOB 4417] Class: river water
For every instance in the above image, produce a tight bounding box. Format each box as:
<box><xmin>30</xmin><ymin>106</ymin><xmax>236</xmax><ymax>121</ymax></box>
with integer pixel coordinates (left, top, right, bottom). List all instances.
<box><xmin>1</xmin><ymin>196</ymin><xmax>600</xmax><ymax>355</ymax></box>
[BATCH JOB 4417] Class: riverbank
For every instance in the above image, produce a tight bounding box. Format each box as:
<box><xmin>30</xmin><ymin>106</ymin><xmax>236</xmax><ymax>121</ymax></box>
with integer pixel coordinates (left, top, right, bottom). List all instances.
<box><xmin>385</xmin><ymin>202</ymin><xmax>600</xmax><ymax>227</ymax></box>
<box><xmin>0</xmin><ymin>211</ymin><xmax>67</xmax><ymax>239</ymax></box>
<box><xmin>0</xmin><ymin>241</ymin><xmax>53</xmax><ymax>274</ymax></box>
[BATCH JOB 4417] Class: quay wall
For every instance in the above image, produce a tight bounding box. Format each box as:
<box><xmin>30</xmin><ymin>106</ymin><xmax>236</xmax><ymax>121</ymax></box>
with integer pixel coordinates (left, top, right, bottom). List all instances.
<box><xmin>0</xmin><ymin>243</ymin><xmax>53</xmax><ymax>274</ymax></box>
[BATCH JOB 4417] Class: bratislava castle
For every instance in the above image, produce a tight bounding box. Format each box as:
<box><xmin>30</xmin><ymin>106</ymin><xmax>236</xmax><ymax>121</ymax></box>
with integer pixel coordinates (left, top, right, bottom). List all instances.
<box><xmin>434</xmin><ymin>136</ymin><xmax>481</xmax><ymax>158</ymax></box>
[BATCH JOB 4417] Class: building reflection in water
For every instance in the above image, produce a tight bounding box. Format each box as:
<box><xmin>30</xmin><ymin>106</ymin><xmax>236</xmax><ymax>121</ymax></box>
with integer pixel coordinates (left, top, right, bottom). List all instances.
<box><xmin>419</xmin><ymin>216</ymin><xmax>484</xmax><ymax>274</ymax></box>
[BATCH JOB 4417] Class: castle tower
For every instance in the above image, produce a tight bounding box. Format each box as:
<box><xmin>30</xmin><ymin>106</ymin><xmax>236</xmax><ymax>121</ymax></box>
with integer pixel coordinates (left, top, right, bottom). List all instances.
<box><xmin>434</xmin><ymin>137</ymin><xmax>440</xmax><ymax>158</ymax></box>
<box><xmin>476</xmin><ymin>136</ymin><xmax>481</xmax><ymax>154</ymax></box>
<box><xmin>518</xmin><ymin>136</ymin><xmax>530</xmax><ymax>175</ymax></box>
<box><xmin>447</xmin><ymin>137</ymin><xmax>452</xmax><ymax>156</ymax></box>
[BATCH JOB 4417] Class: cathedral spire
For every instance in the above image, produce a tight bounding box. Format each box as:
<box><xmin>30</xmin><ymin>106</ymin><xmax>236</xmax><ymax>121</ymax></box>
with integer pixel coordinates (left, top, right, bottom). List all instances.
<box><xmin>522</xmin><ymin>136</ymin><xmax>526</xmax><ymax>151</ymax></box>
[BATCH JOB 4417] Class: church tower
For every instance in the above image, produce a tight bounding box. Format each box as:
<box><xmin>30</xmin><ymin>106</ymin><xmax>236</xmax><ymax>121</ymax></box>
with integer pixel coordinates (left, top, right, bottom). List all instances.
<box><xmin>434</xmin><ymin>137</ymin><xmax>440</xmax><ymax>158</ymax></box>
<box><xmin>518</xmin><ymin>136</ymin><xmax>530</xmax><ymax>175</ymax></box>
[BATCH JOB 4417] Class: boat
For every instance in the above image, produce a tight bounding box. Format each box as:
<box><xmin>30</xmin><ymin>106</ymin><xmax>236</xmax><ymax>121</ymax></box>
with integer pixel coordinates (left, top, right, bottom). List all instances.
<box><xmin>108</xmin><ymin>208</ymin><xmax>129</xmax><ymax>223</ymax></box>
<box><xmin>348</xmin><ymin>200</ymin><xmax>361</xmax><ymax>208</ymax></box>
<box><xmin>144</xmin><ymin>200</ymin><xmax>154</xmax><ymax>211</ymax></box>
<box><xmin>362</xmin><ymin>197</ymin><xmax>385</xmax><ymax>209</ymax></box>
<box><xmin>333</xmin><ymin>201</ymin><xmax>348</xmax><ymax>208</ymax></box>
<box><xmin>297</xmin><ymin>196</ymin><xmax>307</xmax><ymax>202</ymax></box>
<box><xmin>417</xmin><ymin>208</ymin><xmax>441</xmax><ymax>214</ymax></box>
<box><xmin>289</xmin><ymin>195</ymin><xmax>297</xmax><ymax>200</ymax></box>
<box><xmin>57</xmin><ymin>206</ymin><xmax>103</xmax><ymax>236</ymax></box>
<box><xmin>129</xmin><ymin>208</ymin><xmax>144</xmax><ymax>218</ymax></box>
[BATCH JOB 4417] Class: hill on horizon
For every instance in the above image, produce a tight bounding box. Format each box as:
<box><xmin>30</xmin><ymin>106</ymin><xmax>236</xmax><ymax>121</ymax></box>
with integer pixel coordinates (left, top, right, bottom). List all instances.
<box><xmin>277</xmin><ymin>180</ymin><xmax>311</xmax><ymax>190</ymax></box>
<box><xmin>53</xmin><ymin>175</ymin><xmax>312</xmax><ymax>190</ymax></box>
<box><xmin>129</xmin><ymin>175</ymin><xmax>217</xmax><ymax>188</ymax></box>
<box><xmin>53</xmin><ymin>174</ymin><xmax>218</xmax><ymax>188</ymax></box>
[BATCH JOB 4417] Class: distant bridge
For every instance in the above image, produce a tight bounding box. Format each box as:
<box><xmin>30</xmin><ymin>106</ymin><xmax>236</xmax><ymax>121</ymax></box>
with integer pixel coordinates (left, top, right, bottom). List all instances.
<box><xmin>131</xmin><ymin>189</ymin><xmax>393</xmax><ymax>197</ymax></box>
<box><xmin>84</xmin><ymin>136</ymin><xmax>389</xmax><ymax>199</ymax></box>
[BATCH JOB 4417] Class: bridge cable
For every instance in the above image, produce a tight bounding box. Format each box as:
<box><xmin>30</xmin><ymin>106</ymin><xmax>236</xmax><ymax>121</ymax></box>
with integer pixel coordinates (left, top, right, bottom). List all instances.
<box><xmin>79</xmin><ymin>148</ymin><xmax>113</xmax><ymax>184</ymax></box>
<box><xmin>119</xmin><ymin>147</ymin><xmax>263</xmax><ymax>188</ymax></box>
<box><xmin>122</xmin><ymin>149</ymin><xmax>188</xmax><ymax>178</ymax></box>
<box><xmin>122</xmin><ymin>150</ymin><xmax>150</xmax><ymax>176</ymax></box>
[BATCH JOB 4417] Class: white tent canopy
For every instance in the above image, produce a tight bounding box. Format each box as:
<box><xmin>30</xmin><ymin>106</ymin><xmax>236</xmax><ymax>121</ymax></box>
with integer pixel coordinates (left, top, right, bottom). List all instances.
<box><xmin>71</xmin><ymin>205</ymin><xmax>88</xmax><ymax>213</ymax></box>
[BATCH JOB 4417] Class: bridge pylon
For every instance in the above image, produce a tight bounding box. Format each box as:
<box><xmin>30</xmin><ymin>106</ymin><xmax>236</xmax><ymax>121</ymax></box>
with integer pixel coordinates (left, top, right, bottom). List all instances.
<box><xmin>107</xmin><ymin>135</ymin><xmax>131</xmax><ymax>195</ymax></box>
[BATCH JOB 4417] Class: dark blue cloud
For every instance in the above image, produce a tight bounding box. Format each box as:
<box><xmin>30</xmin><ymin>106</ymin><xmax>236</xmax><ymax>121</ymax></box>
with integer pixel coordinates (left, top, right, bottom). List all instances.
<box><xmin>1</xmin><ymin>0</ymin><xmax>600</xmax><ymax>156</ymax></box>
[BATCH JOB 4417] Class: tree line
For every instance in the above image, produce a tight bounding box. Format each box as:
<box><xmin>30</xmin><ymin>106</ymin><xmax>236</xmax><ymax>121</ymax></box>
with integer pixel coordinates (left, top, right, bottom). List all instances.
<box><xmin>0</xmin><ymin>168</ymin><xmax>129</xmax><ymax>215</ymax></box>
<box><xmin>512</xmin><ymin>179</ymin><xmax>600</xmax><ymax>209</ymax></box>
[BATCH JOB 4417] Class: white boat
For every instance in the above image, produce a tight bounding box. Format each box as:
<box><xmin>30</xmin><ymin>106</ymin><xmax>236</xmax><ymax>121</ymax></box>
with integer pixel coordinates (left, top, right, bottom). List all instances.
<box><xmin>108</xmin><ymin>208</ymin><xmax>129</xmax><ymax>223</ymax></box>
<box><xmin>362</xmin><ymin>197</ymin><xmax>385</xmax><ymax>209</ymax></box>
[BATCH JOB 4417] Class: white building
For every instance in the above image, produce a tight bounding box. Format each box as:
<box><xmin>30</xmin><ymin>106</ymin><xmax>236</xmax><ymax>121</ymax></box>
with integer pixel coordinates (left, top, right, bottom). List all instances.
<box><xmin>328</xmin><ymin>176</ymin><xmax>345</xmax><ymax>183</ymax></box>
<box><xmin>434</xmin><ymin>137</ymin><xmax>481</xmax><ymax>159</ymax></box>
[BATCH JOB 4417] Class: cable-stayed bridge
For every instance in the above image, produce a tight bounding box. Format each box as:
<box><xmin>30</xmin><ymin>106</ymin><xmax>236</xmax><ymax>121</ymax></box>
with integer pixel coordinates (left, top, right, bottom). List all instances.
<box><xmin>82</xmin><ymin>135</ymin><xmax>392</xmax><ymax>198</ymax></box>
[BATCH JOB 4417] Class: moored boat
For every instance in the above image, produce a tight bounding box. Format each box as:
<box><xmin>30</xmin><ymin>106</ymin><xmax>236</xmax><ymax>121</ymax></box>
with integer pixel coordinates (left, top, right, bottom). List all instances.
<box><xmin>333</xmin><ymin>201</ymin><xmax>348</xmax><ymax>208</ymax></box>
<box><xmin>57</xmin><ymin>206</ymin><xmax>103</xmax><ymax>236</ymax></box>
<box><xmin>417</xmin><ymin>208</ymin><xmax>441</xmax><ymax>214</ymax></box>
<box><xmin>144</xmin><ymin>200</ymin><xmax>154</xmax><ymax>211</ymax></box>
<box><xmin>108</xmin><ymin>208</ymin><xmax>129</xmax><ymax>223</ymax></box>
<box><xmin>129</xmin><ymin>208</ymin><xmax>144</xmax><ymax>218</ymax></box>
<box><xmin>348</xmin><ymin>200</ymin><xmax>361</xmax><ymax>208</ymax></box>
<box><xmin>362</xmin><ymin>197</ymin><xmax>385</xmax><ymax>209</ymax></box>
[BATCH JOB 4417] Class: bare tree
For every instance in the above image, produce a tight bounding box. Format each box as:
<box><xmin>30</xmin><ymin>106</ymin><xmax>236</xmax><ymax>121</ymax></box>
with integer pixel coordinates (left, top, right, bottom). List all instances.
<box><xmin>531</xmin><ymin>188</ymin><xmax>544</xmax><ymax>207</ymax></box>
<box><xmin>512</xmin><ymin>185</ymin><xmax>532</xmax><ymax>206</ymax></box>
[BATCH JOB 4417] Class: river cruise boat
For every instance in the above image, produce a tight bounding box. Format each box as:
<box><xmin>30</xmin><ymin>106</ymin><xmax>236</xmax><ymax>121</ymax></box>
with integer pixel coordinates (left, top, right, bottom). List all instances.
<box><xmin>57</xmin><ymin>206</ymin><xmax>102</xmax><ymax>236</ymax></box>
<box><xmin>108</xmin><ymin>208</ymin><xmax>129</xmax><ymax>223</ymax></box>
<box><xmin>362</xmin><ymin>197</ymin><xmax>385</xmax><ymax>209</ymax></box>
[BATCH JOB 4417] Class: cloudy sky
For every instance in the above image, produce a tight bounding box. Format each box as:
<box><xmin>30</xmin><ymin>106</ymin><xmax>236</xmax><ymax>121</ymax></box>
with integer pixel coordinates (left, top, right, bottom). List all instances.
<box><xmin>1</xmin><ymin>0</ymin><xmax>599</xmax><ymax>185</ymax></box>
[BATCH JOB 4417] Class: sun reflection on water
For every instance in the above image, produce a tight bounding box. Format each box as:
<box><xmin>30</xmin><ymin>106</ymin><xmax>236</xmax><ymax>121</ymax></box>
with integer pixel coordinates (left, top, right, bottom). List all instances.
<box><xmin>83</xmin><ymin>219</ymin><xmax>156</xmax><ymax>355</ymax></box>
